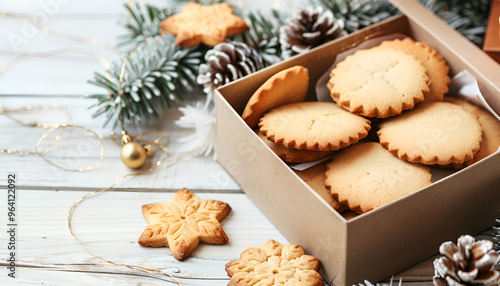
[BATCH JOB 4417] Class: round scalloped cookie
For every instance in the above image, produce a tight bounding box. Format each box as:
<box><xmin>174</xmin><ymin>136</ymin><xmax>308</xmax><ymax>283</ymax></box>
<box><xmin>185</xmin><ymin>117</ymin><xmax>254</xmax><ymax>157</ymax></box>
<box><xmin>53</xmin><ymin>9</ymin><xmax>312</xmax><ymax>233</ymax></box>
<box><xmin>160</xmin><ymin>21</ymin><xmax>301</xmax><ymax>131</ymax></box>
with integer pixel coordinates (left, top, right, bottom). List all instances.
<box><xmin>325</xmin><ymin>142</ymin><xmax>432</xmax><ymax>213</ymax></box>
<box><xmin>259</xmin><ymin>101</ymin><xmax>371</xmax><ymax>151</ymax></box>
<box><xmin>444</xmin><ymin>96</ymin><xmax>500</xmax><ymax>168</ymax></box>
<box><xmin>242</xmin><ymin>66</ymin><xmax>309</xmax><ymax>129</ymax></box>
<box><xmin>377</xmin><ymin>37</ymin><xmax>450</xmax><ymax>102</ymax></box>
<box><xmin>377</xmin><ymin>101</ymin><xmax>483</xmax><ymax>165</ymax></box>
<box><xmin>327</xmin><ymin>47</ymin><xmax>430</xmax><ymax>118</ymax></box>
<box><xmin>256</xmin><ymin>130</ymin><xmax>333</xmax><ymax>163</ymax></box>
<box><xmin>225</xmin><ymin>239</ymin><xmax>324</xmax><ymax>286</ymax></box>
<box><xmin>293</xmin><ymin>162</ymin><xmax>348</xmax><ymax>212</ymax></box>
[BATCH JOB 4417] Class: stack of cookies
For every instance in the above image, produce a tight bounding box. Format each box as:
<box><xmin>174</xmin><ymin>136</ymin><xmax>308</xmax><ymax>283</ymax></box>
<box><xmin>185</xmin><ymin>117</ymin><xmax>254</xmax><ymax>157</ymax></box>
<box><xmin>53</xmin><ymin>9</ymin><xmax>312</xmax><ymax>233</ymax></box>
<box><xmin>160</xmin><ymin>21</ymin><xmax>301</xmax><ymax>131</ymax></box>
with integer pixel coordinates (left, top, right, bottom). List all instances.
<box><xmin>241</xmin><ymin>37</ymin><xmax>500</xmax><ymax>215</ymax></box>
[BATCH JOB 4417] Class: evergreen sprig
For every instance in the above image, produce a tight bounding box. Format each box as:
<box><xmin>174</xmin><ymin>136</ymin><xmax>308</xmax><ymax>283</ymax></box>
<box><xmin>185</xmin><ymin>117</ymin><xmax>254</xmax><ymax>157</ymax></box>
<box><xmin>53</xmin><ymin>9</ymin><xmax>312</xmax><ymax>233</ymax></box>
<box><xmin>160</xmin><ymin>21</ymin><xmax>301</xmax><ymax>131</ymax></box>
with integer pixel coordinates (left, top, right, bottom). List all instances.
<box><xmin>314</xmin><ymin>0</ymin><xmax>489</xmax><ymax>47</ymax></box>
<box><xmin>117</xmin><ymin>3</ymin><xmax>172</xmax><ymax>49</ymax></box>
<box><xmin>420</xmin><ymin>0</ymin><xmax>489</xmax><ymax>46</ymax></box>
<box><xmin>237</xmin><ymin>10</ymin><xmax>285</xmax><ymax>66</ymax></box>
<box><xmin>88</xmin><ymin>35</ymin><xmax>202</xmax><ymax>127</ymax></box>
<box><xmin>313</xmin><ymin>0</ymin><xmax>399</xmax><ymax>33</ymax></box>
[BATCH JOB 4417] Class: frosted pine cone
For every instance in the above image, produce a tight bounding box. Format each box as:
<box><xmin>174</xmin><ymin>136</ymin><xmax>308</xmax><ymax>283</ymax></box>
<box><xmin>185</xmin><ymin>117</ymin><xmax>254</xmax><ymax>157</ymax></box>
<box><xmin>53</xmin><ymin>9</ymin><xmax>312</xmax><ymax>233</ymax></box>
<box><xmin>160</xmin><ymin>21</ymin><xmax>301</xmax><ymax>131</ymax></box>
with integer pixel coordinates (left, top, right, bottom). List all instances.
<box><xmin>280</xmin><ymin>6</ymin><xmax>346</xmax><ymax>58</ymax></box>
<box><xmin>197</xmin><ymin>41</ymin><xmax>262</xmax><ymax>95</ymax></box>
<box><xmin>433</xmin><ymin>235</ymin><xmax>500</xmax><ymax>286</ymax></box>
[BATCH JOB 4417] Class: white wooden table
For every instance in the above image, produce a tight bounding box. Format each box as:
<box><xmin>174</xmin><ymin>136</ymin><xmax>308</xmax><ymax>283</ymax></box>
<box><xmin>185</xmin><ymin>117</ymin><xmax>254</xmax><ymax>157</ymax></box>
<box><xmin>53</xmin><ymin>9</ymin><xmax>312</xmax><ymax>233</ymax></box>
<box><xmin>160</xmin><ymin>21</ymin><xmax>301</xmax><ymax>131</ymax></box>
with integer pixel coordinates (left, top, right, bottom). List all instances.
<box><xmin>0</xmin><ymin>1</ymin><xmax>497</xmax><ymax>285</ymax></box>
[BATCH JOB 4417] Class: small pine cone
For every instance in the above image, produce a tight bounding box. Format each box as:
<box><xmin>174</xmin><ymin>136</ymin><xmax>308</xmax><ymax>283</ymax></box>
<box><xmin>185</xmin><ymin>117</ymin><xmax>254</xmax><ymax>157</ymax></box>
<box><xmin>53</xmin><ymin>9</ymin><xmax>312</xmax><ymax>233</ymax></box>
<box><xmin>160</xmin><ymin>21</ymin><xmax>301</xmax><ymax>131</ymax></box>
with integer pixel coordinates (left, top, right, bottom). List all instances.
<box><xmin>197</xmin><ymin>41</ymin><xmax>263</xmax><ymax>95</ymax></box>
<box><xmin>433</xmin><ymin>235</ymin><xmax>500</xmax><ymax>286</ymax></box>
<box><xmin>280</xmin><ymin>6</ymin><xmax>346</xmax><ymax>59</ymax></box>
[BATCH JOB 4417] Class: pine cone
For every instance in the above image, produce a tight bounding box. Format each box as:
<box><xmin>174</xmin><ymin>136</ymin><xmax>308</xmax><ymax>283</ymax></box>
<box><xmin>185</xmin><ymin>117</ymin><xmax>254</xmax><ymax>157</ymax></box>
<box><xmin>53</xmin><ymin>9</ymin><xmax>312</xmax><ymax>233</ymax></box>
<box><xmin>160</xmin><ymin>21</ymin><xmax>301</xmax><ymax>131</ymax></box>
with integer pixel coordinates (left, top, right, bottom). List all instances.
<box><xmin>433</xmin><ymin>235</ymin><xmax>500</xmax><ymax>286</ymax></box>
<box><xmin>280</xmin><ymin>6</ymin><xmax>346</xmax><ymax>59</ymax></box>
<box><xmin>197</xmin><ymin>41</ymin><xmax>263</xmax><ymax>95</ymax></box>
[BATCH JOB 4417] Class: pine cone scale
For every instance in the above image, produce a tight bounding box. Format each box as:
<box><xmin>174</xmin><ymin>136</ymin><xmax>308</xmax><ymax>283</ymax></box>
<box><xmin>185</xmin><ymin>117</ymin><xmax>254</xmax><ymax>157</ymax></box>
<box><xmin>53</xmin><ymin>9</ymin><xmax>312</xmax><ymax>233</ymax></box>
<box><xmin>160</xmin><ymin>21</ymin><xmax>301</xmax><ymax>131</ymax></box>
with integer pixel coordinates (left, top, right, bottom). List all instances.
<box><xmin>197</xmin><ymin>41</ymin><xmax>262</xmax><ymax>95</ymax></box>
<box><xmin>280</xmin><ymin>6</ymin><xmax>346</xmax><ymax>58</ymax></box>
<box><xmin>433</xmin><ymin>235</ymin><xmax>500</xmax><ymax>286</ymax></box>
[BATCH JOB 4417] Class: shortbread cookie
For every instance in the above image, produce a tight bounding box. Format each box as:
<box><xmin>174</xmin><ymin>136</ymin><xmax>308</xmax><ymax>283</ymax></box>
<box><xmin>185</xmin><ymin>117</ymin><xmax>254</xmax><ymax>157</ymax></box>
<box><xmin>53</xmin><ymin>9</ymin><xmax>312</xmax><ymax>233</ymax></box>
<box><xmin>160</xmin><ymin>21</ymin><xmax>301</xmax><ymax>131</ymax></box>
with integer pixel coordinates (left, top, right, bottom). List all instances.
<box><xmin>160</xmin><ymin>2</ymin><xmax>248</xmax><ymax>46</ymax></box>
<box><xmin>257</xmin><ymin>130</ymin><xmax>332</xmax><ymax>163</ymax></box>
<box><xmin>294</xmin><ymin>162</ymin><xmax>348</xmax><ymax>212</ymax></box>
<box><xmin>259</xmin><ymin>101</ymin><xmax>371</xmax><ymax>151</ymax></box>
<box><xmin>327</xmin><ymin>47</ymin><xmax>430</xmax><ymax>118</ymax></box>
<box><xmin>377</xmin><ymin>38</ymin><xmax>450</xmax><ymax>102</ymax></box>
<box><xmin>342</xmin><ymin>210</ymin><xmax>360</xmax><ymax>220</ymax></box>
<box><xmin>445</xmin><ymin>96</ymin><xmax>500</xmax><ymax>167</ymax></box>
<box><xmin>225</xmin><ymin>239</ymin><xmax>324</xmax><ymax>286</ymax></box>
<box><xmin>377</xmin><ymin>101</ymin><xmax>483</xmax><ymax>165</ymax></box>
<box><xmin>242</xmin><ymin>66</ymin><xmax>309</xmax><ymax>129</ymax></box>
<box><xmin>325</xmin><ymin>142</ymin><xmax>432</xmax><ymax>213</ymax></box>
<box><xmin>138</xmin><ymin>188</ymin><xmax>231</xmax><ymax>261</ymax></box>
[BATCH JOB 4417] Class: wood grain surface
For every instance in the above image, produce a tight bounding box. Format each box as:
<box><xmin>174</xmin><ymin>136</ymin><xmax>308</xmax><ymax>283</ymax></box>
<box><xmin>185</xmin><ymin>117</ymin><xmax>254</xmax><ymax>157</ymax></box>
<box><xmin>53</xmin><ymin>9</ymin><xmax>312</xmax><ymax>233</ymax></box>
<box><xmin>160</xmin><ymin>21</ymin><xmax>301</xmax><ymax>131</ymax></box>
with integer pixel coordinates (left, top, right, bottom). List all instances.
<box><xmin>0</xmin><ymin>0</ymin><xmax>498</xmax><ymax>285</ymax></box>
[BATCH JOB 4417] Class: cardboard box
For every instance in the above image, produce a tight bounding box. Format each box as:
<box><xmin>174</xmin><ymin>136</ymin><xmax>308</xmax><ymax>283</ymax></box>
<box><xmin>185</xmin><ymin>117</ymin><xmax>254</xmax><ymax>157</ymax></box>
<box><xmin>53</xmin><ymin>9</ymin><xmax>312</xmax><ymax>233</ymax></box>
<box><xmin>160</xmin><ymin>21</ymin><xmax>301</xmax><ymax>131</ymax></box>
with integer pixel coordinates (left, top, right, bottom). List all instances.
<box><xmin>484</xmin><ymin>0</ymin><xmax>500</xmax><ymax>63</ymax></box>
<box><xmin>215</xmin><ymin>1</ymin><xmax>500</xmax><ymax>285</ymax></box>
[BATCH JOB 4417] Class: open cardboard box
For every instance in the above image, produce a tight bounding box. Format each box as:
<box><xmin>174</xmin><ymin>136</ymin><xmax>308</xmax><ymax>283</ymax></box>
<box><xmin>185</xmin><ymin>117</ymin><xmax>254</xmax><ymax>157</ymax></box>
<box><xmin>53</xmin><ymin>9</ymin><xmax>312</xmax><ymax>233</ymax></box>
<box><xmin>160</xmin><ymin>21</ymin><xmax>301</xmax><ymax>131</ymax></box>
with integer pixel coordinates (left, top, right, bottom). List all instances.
<box><xmin>215</xmin><ymin>0</ymin><xmax>500</xmax><ymax>285</ymax></box>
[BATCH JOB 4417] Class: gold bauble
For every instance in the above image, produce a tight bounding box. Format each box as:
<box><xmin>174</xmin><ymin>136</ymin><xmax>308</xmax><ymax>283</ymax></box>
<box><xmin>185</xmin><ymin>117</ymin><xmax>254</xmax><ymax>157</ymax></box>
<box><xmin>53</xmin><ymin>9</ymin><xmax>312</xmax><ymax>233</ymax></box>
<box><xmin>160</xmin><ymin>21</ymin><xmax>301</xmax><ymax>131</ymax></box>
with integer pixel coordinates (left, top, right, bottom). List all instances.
<box><xmin>121</xmin><ymin>142</ymin><xmax>147</xmax><ymax>169</ymax></box>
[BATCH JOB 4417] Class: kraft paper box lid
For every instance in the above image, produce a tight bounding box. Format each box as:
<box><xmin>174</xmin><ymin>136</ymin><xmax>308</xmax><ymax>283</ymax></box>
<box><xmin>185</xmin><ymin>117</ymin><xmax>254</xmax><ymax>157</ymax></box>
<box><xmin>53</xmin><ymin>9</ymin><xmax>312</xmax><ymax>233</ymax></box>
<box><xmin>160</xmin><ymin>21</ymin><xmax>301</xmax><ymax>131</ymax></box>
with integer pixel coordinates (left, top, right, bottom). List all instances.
<box><xmin>484</xmin><ymin>0</ymin><xmax>500</xmax><ymax>63</ymax></box>
<box><xmin>215</xmin><ymin>1</ymin><xmax>500</xmax><ymax>285</ymax></box>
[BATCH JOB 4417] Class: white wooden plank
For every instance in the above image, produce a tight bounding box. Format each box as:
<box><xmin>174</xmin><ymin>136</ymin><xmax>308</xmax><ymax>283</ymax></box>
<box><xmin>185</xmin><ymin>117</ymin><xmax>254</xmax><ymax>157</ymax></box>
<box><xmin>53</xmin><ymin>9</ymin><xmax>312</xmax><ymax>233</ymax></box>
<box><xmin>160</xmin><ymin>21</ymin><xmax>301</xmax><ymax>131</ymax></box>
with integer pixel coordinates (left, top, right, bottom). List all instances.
<box><xmin>0</xmin><ymin>15</ymin><xmax>122</xmax><ymax>96</ymax></box>
<box><xmin>0</xmin><ymin>17</ymin><xmax>124</xmax><ymax>53</ymax></box>
<box><xmin>0</xmin><ymin>190</ymin><xmax>288</xmax><ymax>285</ymax></box>
<box><xmin>0</xmin><ymin>0</ymin><xmax>167</xmax><ymax>15</ymax></box>
<box><xmin>1</xmin><ymin>267</ymin><xmax>230</xmax><ymax>286</ymax></box>
<box><xmin>1</xmin><ymin>268</ymin><xmax>227</xmax><ymax>286</ymax></box>
<box><xmin>0</xmin><ymin>96</ymin><xmax>239</xmax><ymax>191</ymax></box>
<box><xmin>0</xmin><ymin>0</ymin><xmax>305</xmax><ymax>15</ymax></box>
<box><xmin>0</xmin><ymin>53</ymin><xmax>117</xmax><ymax>96</ymax></box>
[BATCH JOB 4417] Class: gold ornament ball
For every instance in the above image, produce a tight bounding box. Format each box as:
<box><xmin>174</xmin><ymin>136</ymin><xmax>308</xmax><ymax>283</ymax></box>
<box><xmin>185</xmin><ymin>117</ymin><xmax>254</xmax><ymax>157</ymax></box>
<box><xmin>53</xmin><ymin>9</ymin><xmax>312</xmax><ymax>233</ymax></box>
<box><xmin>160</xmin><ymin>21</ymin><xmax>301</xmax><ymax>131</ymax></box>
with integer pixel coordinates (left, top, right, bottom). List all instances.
<box><xmin>121</xmin><ymin>142</ymin><xmax>147</xmax><ymax>169</ymax></box>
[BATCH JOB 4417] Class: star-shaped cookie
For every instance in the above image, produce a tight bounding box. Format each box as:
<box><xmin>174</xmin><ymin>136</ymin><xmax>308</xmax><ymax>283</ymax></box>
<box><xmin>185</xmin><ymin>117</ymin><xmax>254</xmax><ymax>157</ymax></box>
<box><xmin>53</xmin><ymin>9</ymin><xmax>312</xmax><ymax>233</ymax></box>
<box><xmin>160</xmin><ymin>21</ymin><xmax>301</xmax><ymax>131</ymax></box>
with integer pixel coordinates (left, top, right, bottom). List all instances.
<box><xmin>160</xmin><ymin>2</ymin><xmax>248</xmax><ymax>46</ymax></box>
<box><xmin>138</xmin><ymin>188</ymin><xmax>231</xmax><ymax>261</ymax></box>
<box><xmin>225</xmin><ymin>239</ymin><xmax>324</xmax><ymax>286</ymax></box>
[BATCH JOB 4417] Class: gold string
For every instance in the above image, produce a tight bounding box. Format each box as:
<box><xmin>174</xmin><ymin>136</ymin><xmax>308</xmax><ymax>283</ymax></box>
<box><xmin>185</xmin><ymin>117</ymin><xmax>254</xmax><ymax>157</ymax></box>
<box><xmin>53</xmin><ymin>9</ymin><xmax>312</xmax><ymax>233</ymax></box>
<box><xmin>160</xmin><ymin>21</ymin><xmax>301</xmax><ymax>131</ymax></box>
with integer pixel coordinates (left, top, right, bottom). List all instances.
<box><xmin>0</xmin><ymin>102</ymin><xmax>68</xmax><ymax>154</ymax></box>
<box><xmin>0</xmin><ymin>10</ymin><xmax>112</xmax><ymax>74</ymax></box>
<box><xmin>0</xmin><ymin>10</ymin><xmax>116</xmax><ymax>51</ymax></box>
<box><xmin>34</xmin><ymin>124</ymin><xmax>104</xmax><ymax>172</ymax></box>
<box><xmin>0</xmin><ymin>101</ymin><xmax>105</xmax><ymax>172</ymax></box>
<box><xmin>0</xmin><ymin>48</ymin><xmax>111</xmax><ymax>75</ymax></box>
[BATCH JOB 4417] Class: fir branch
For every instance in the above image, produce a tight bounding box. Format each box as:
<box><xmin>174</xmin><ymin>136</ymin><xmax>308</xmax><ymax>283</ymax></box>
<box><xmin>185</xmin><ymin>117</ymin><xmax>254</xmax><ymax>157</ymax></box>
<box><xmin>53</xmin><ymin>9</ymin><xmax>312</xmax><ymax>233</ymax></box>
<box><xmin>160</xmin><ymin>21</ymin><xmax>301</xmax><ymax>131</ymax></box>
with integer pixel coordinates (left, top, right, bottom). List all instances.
<box><xmin>237</xmin><ymin>9</ymin><xmax>285</xmax><ymax>66</ymax></box>
<box><xmin>419</xmin><ymin>0</ymin><xmax>490</xmax><ymax>47</ymax></box>
<box><xmin>312</xmin><ymin>0</ymin><xmax>399</xmax><ymax>33</ymax></box>
<box><xmin>314</xmin><ymin>0</ymin><xmax>489</xmax><ymax>46</ymax></box>
<box><xmin>88</xmin><ymin>35</ymin><xmax>202</xmax><ymax>127</ymax></box>
<box><xmin>117</xmin><ymin>3</ymin><xmax>173</xmax><ymax>49</ymax></box>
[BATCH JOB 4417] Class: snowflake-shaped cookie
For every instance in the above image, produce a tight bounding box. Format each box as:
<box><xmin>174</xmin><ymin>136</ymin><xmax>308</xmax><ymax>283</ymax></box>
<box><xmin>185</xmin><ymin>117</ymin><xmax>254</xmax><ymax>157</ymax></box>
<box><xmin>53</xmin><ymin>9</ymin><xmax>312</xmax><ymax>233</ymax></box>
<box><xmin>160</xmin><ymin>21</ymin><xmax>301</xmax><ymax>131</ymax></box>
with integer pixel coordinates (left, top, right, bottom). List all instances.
<box><xmin>138</xmin><ymin>188</ymin><xmax>231</xmax><ymax>261</ymax></box>
<box><xmin>225</xmin><ymin>239</ymin><xmax>324</xmax><ymax>285</ymax></box>
<box><xmin>160</xmin><ymin>2</ymin><xmax>248</xmax><ymax>46</ymax></box>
